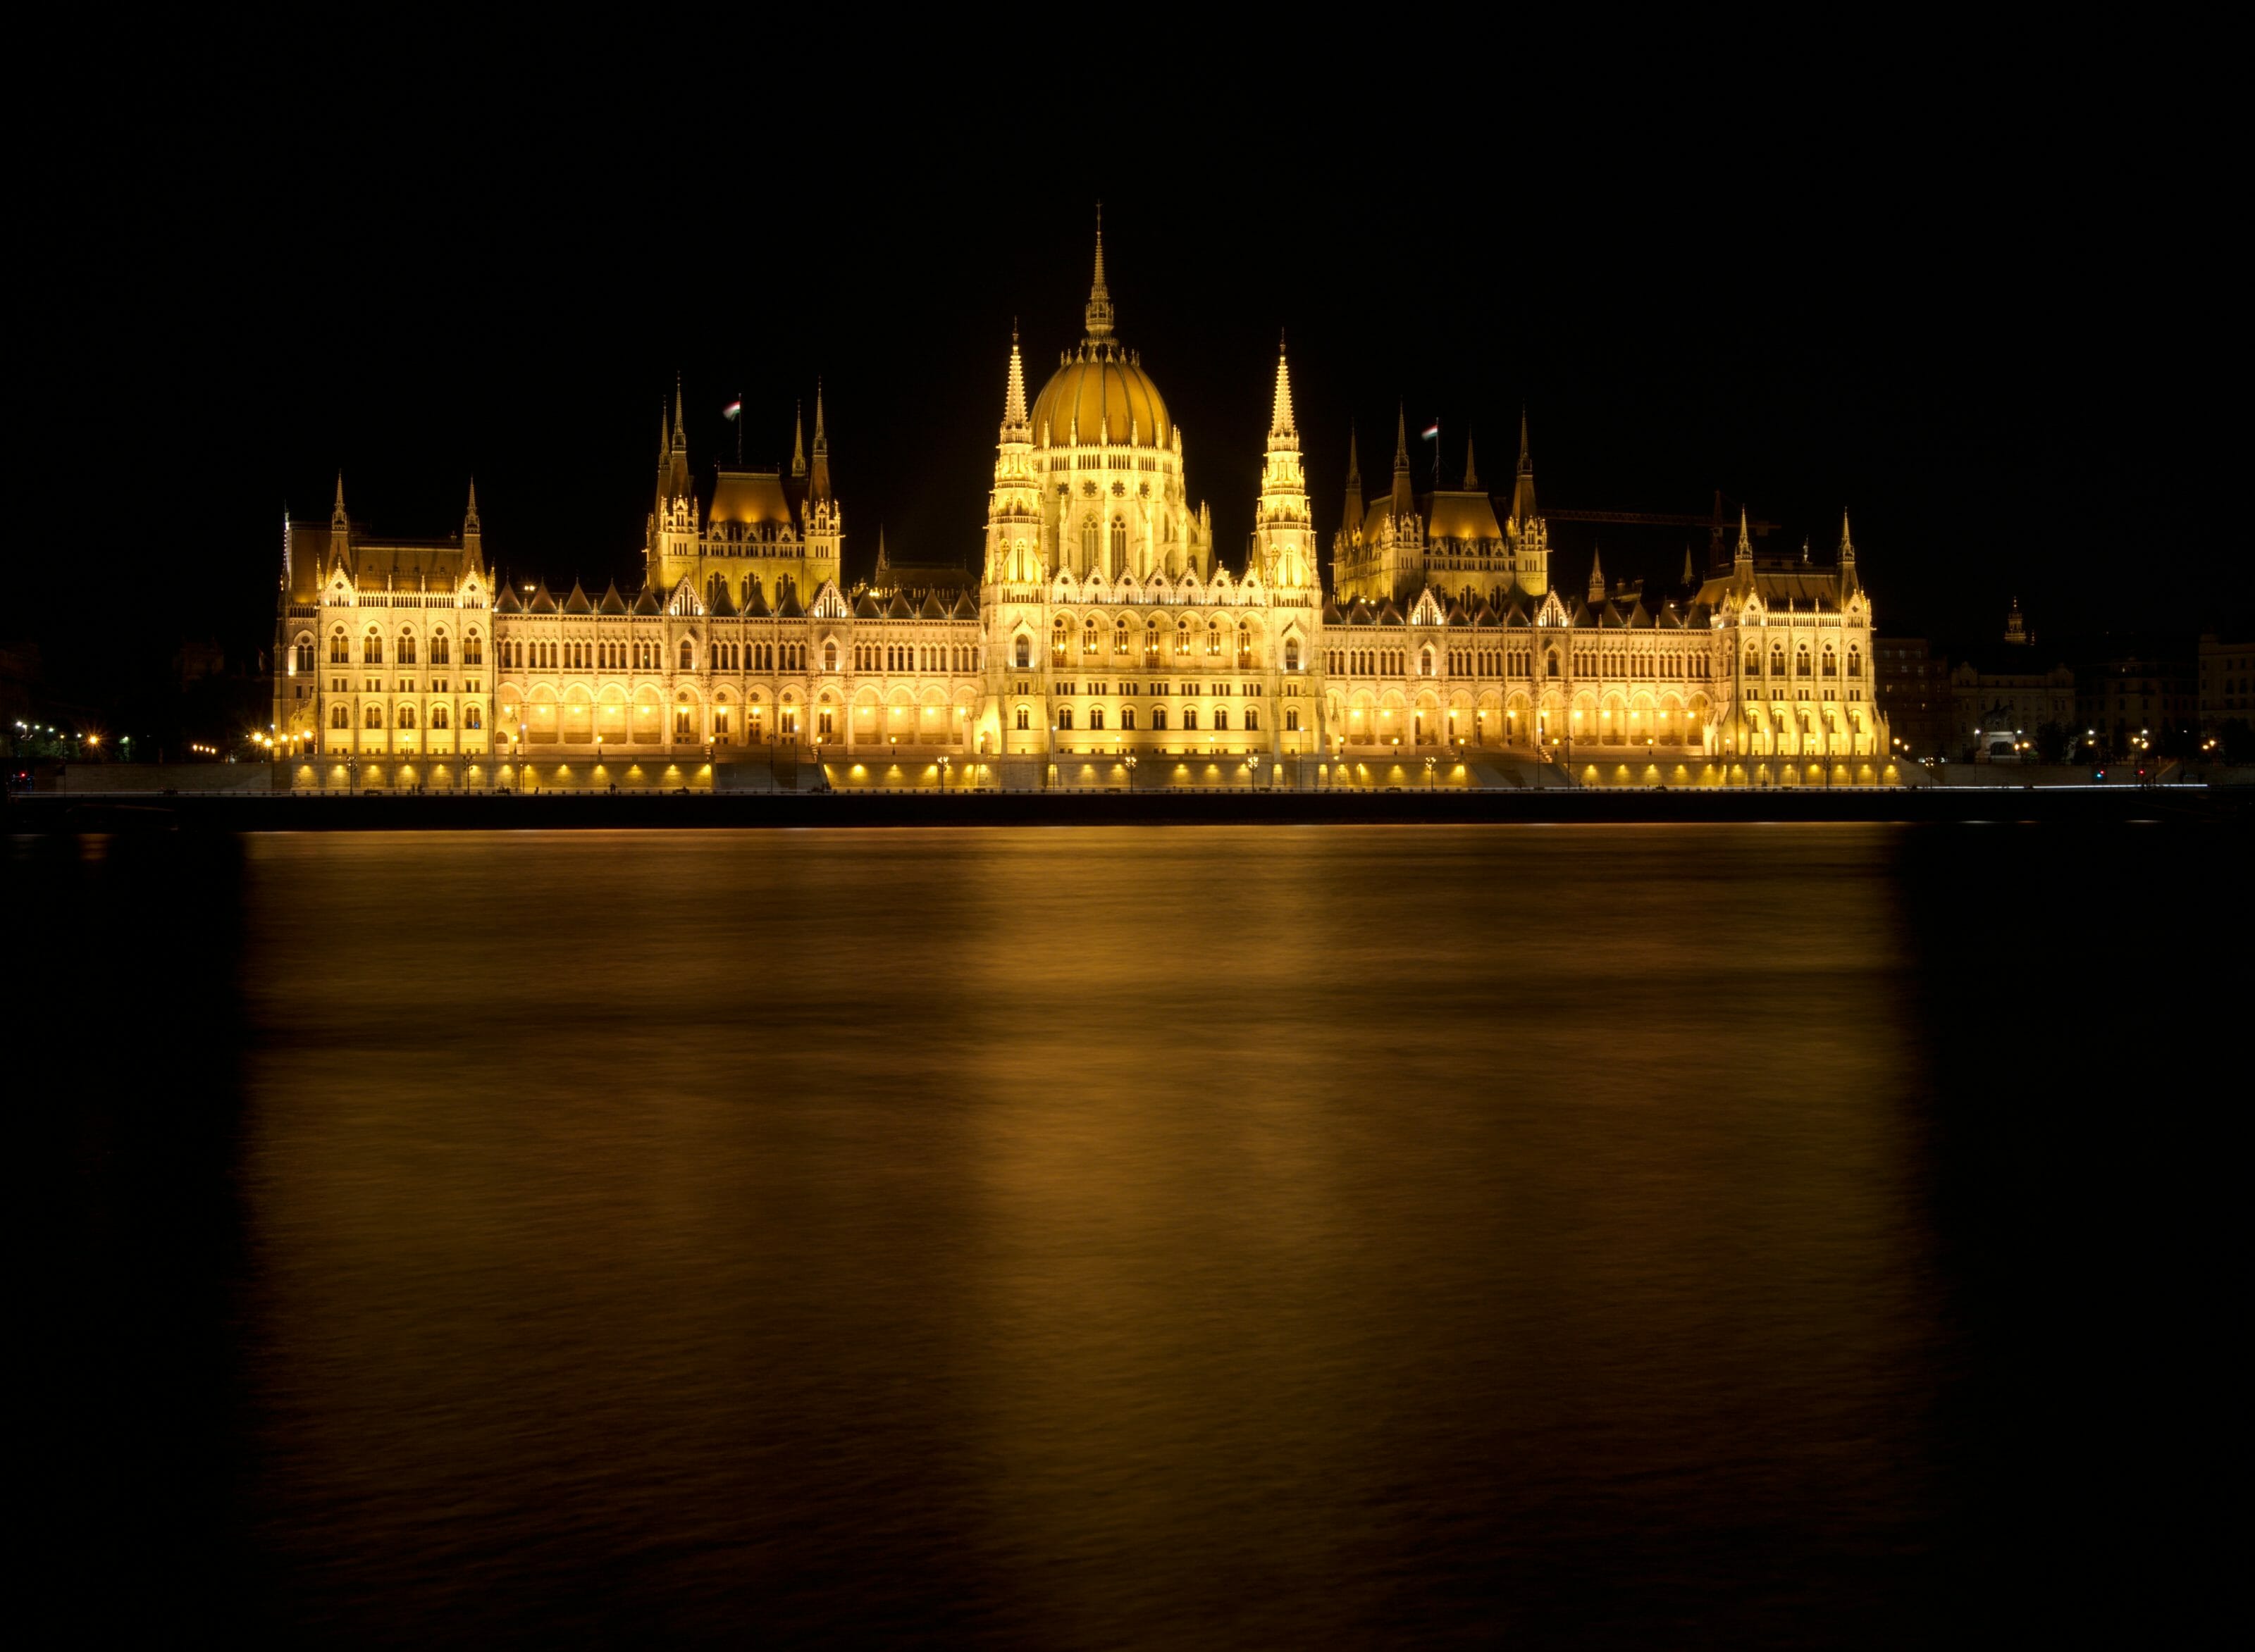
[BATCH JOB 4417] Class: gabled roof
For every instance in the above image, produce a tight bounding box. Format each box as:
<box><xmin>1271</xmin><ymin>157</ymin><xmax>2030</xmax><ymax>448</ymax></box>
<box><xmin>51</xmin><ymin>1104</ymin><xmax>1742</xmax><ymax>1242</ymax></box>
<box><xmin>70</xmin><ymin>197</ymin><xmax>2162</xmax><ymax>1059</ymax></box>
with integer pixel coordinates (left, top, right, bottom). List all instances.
<box><xmin>707</xmin><ymin>577</ymin><xmax>738</xmax><ymax>617</ymax></box>
<box><xmin>598</xmin><ymin>582</ymin><xmax>629</xmax><ymax>615</ymax></box>
<box><xmin>853</xmin><ymin>591</ymin><xmax>882</xmax><ymax>617</ymax></box>
<box><xmin>886</xmin><ymin>591</ymin><xmax>914</xmax><ymax>619</ymax></box>
<box><xmin>562</xmin><ymin>581</ymin><xmax>593</xmax><ymax>614</ymax></box>
<box><xmin>631</xmin><ymin>587</ymin><xmax>662</xmax><ymax>616</ymax></box>
<box><xmin>949</xmin><ymin>592</ymin><xmax>978</xmax><ymax>620</ymax></box>
<box><xmin>1376</xmin><ymin>597</ymin><xmax>1404</xmax><ymax>625</ymax></box>
<box><xmin>495</xmin><ymin>587</ymin><xmax>523</xmax><ymax>614</ymax></box>
<box><xmin>528</xmin><ymin>584</ymin><xmax>558</xmax><ymax>614</ymax></box>
<box><xmin>918</xmin><ymin>590</ymin><xmax>947</xmax><ymax>619</ymax></box>
<box><xmin>742</xmin><ymin>580</ymin><xmax>772</xmax><ymax>616</ymax></box>
<box><xmin>775</xmin><ymin>585</ymin><xmax>805</xmax><ymax>618</ymax></box>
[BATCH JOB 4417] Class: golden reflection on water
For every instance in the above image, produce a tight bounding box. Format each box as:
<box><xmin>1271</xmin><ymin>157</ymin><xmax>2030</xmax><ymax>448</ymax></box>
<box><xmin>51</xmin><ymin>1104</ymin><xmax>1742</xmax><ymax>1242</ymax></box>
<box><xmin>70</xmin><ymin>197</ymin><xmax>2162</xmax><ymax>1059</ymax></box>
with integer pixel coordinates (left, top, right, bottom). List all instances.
<box><xmin>237</xmin><ymin>826</ymin><xmax>1932</xmax><ymax>1642</ymax></box>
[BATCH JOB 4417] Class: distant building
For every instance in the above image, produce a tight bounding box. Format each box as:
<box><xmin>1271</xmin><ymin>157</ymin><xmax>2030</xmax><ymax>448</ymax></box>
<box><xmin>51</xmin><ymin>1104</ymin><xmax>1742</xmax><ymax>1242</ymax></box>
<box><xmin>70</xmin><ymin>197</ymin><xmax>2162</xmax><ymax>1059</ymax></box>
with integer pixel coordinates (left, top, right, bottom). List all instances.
<box><xmin>1949</xmin><ymin>601</ymin><xmax>2075</xmax><ymax>761</ymax></box>
<box><xmin>2077</xmin><ymin>646</ymin><xmax>2198</xmax><ymax>757</ymax></box>
<box><xmin>1874</xmin><ymin>635</ymin><xmax>1952</xmax><ymax>759</ymax></box>
<box><xmin>2198</xmin><ymin>632</ymin><xmax>2253</xmax><ymax>752</ymax></box>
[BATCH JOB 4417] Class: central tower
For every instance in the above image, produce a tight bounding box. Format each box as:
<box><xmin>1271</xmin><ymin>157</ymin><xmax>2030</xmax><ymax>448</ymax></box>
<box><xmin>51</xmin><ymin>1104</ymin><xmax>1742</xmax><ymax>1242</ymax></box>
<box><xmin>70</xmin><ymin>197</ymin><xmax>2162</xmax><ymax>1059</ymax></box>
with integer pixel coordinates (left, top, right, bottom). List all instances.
<box><xmin>1021</xmin><ymin>212</ymin><xmax>1213</xmax><ymax>584</ymax></box>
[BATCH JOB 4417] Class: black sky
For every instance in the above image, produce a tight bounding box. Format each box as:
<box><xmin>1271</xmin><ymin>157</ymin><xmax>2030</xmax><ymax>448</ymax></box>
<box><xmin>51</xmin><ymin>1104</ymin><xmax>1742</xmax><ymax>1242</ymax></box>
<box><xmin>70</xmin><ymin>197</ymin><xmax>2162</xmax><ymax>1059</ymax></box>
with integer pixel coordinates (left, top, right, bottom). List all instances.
<box><xmin>18</xmin><ymin>26</ymin><xmax>2240</xmax><ymax>710</ymax></box>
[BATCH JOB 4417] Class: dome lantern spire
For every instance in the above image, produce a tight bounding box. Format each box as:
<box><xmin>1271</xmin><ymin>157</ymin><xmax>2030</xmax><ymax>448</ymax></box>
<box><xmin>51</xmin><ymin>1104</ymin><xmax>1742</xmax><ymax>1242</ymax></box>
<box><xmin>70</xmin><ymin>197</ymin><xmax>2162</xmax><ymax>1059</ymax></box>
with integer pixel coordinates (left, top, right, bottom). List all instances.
<box><xmin>1084</xmin><ymin>204</ymin><xmax>1115</xmax><ymax>340</ymax></box>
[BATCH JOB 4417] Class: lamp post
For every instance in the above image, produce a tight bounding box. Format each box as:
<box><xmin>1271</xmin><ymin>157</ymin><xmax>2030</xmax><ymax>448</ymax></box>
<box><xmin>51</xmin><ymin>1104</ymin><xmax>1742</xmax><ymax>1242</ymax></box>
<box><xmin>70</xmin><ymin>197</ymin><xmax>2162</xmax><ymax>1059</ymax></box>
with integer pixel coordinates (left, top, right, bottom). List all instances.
<box><xmin>1247</xmin><ymin>752</ymin><xmax>1261</xmax><ymax>793</ymax></box>
<box><xmin>939</xmin><ymin>753</ymin><xmax>950</xmax><ymax>795</ymax></box>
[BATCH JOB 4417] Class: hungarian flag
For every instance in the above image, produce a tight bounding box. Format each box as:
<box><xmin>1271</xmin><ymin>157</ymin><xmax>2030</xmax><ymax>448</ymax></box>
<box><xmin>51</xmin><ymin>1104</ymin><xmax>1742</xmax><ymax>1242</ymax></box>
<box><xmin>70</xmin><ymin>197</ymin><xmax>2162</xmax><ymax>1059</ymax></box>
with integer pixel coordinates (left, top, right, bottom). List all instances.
<box><xmin>722</xmin><ymin>399</ymin><xmax>742</xmax><ymax>421</ymax></box>
<box><xmin>1421</xmin><ymin>420</ymin><xmax>1440</xmax><ymax>440</ymax></box>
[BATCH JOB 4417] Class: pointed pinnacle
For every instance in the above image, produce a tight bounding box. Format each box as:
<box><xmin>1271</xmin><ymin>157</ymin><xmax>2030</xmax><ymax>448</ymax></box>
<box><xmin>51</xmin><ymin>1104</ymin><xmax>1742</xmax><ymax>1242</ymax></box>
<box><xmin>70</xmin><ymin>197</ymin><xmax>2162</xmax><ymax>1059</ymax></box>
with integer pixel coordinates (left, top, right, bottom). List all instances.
<box><xmin>1393</xmin><ymin>404</ymin><xmax>1409</xmax><ymax>469</ymax></box>
<box><xmin>1346</xmin><ymin>426</ymin><xmax>1361</xmax><ymax>485</ymax></box>
<box><xmin>1464</xmin><ymin>433</ymin><xmax>1480</xmax><ymax>490</ymax></box>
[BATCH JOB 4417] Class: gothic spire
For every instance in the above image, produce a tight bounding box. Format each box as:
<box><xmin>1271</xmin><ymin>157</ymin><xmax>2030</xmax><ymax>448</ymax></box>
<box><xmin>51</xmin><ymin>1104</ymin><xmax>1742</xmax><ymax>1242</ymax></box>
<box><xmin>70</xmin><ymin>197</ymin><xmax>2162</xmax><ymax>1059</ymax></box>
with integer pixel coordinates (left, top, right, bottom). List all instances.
<box><xmin>672</xmin><ymin>374</ymin><xmax>686</xmax><ymax>450</ymax></box>
<box><xmin>330</xmin><ymin>471</ymin><xmax>347</xmax><ymax>529</ymax></box>
<box><xmin>1269</xmin><ymin>333</ymin><xmax>1296</xmax><ymax>439</ymax></box>
<box><xmin>1735</xmin><ymin>506</ymin><xmax>1753</xmax><ymax>569</ymax></box>
<box><xmin>1003</xmin><ymin>321</ymin><xmax>1028</xmax><ymax>428</ymax></box>
<box><xmin>1587</xmin><ymin>548</ymin><xmax>1606</xmax><ymax>604</ymax></box>
<box><xmin>1509</xmin><ymin>409</ymin><xmax>1537</xmax><ymax>526</ymax></box>
<box><xmin>1084</xmin><ymin>204</ymin><xmax>1116</xmax><ymax>340</ymax></box>
<box><xmin>1392</xmin><ymin>404</ymin><xmax>1410</xmax><ymax>473</ymax></box>
<box><xmin>1839</xmin><ymin>507</ymin><xmax>1860</xmax><ymax>595</ymax></box>
<box><xmin>791</xmin><ymin>402</ymin><xmax>806</xmax><ymax>477</ymax></box>
<box><xmin>809</xmin><ymin>382</ymin><xmax>832</xmax><ymax>502</ymax></box>
<box><xmin>1342</xmin><ymin>427</ymin><xmax>1364</xmax><ymax>540</ymax></box>
<box><xmin>1463</xmin><ymin>433</ymin><xmax>1480</xmax><ymax>490</ymax></box>
<box><xmin>464</xmin><ymin>478</ymin><xmax>479</xmax><ymax>533</ymax></box>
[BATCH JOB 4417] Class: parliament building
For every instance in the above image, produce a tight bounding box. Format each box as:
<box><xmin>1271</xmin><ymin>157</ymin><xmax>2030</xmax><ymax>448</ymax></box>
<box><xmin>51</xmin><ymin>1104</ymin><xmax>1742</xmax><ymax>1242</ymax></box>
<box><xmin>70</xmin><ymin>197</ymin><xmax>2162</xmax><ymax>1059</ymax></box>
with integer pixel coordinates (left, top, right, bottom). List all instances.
<box><xmin>271</xmin><ymin>227</ymin><xmax>1896</xmax><ymax>791</ymax></box>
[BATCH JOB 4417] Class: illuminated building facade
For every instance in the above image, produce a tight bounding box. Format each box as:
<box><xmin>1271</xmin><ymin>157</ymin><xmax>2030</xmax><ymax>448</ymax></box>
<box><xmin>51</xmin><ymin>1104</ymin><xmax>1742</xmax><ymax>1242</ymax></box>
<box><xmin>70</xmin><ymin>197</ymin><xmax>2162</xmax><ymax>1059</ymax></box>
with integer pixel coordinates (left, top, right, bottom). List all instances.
<box><xmin>271</xmin><ymin>227</ymin><xmax>1893</xmax><ymax>789</ymax></box>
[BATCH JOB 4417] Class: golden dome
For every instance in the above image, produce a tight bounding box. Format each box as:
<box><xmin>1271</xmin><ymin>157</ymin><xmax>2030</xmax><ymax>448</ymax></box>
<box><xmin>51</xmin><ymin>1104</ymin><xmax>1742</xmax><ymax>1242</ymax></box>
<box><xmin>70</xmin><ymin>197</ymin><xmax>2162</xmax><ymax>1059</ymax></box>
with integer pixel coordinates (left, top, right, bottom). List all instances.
<box><xmin>1031</xmin><ymin>342</ymin><xmax>1171</xmax><ymax>449</ymax></box>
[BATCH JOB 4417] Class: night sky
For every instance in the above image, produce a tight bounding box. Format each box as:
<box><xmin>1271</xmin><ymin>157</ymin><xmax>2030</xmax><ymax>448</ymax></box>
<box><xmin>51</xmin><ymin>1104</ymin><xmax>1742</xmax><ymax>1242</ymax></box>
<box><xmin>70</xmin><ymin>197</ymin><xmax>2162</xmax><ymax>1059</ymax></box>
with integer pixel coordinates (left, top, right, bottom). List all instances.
<box><xmin>22</xmin><ymin>38</ymin><xmax>2237</xmax><ymax>715</ymax></box>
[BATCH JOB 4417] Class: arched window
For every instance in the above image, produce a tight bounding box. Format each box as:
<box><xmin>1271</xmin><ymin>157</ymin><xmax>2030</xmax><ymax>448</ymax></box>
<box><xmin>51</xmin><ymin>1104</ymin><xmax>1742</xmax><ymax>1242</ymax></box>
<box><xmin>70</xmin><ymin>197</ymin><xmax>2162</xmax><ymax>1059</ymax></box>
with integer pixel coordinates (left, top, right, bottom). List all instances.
<box><xmin>1183</xmin><ymin>707</ymin><xmax>1199</xmax><ymax>731</ymax></box>
<box><xmin>397</xmin><ymin>704</ymin><xmax>416</xmax><ymax>729</ymax></box>
<box><xmin>1848</xmin><ymin>647</ymin><xmax>1863</xmax><ymax>679</ymax></box>
<box><xmin>466</xmin><ymin>704</ymin><xmax>482</xmax><ymax>728</ymax></box>
<box><xmin>1083</xmin><ymin>617</ymin><xmax>1099</xmax><ymax>654</ymax></box>
<box><xmin>330</xmin><ymin>629</ymin><xmax>349</xmax><ymax>665</ymax></box>
<box><xmin>1081</xmin><ymin>519</ymin><xmax>1097</xmax><ymax>563</ymax></box>
<box><xmin>1284</xmin><ymin>638</ymin><xmax>1300</xmax><ymax>671</ymax></box>
<box><xmin>1772</xmin><ymin>645</ymin><xmax>1787</xmax><ymax>676</ymax></box>
<box><xmin>364</xmin><ymin>632</ymin><xmax>383</xmax><ymax>664</ymax></box>
<box><xmin>1822</xmin><ymin>647</ymin><xmax>1838</xmax><ymax>677</ymax></box>
<box><xmin>1237</xmin><ymin>621</ymin><xmax>1252</xmax><ymax>665</ymax></box>
<box><xmin>465</xmin><ymin>631</ymin><xmax>483</xmax><ymax>665</ymax></box>
<box><xmin>1152</xmin><ymin>706</ymin><xmax>1168</xmax><ymax>731</ymax></box>
<box><xmin>1089</xmin><ymin>706</ymin><xmax>1105</xmax><ymax>730</ymax></box>
<box><xmin>1109</xmin><ymin>517</ymin><xmax>1126</xmax><ymax>564</ymax></box>
<box><xmin>431</xmin><ymin>705</ymin><xmax>450</xmax><ymax>729</ymax></box>
<box><xmin>1213</xmin><ymin>707</ymin><xmax>1228</xmax><ymax>731</ymax></box>
<box><xmin>1176</xmin><ymin>619</ymin><xmax>1191</xmax><ymax>656</ymax></box>
<box><xmin>330</xmin><ymin>704</ymin><xmax>349</xmax><ymax>728</ymax></box>
<box><xmin>1796</xmin><ymin>647</ymin><xmax>1811</xmax><ymax>677</ymax></box>
<box><xmin>824</xmin><ymin>641</ymin><xmax>838</xmax><ymax>671</ymax></box>
<box><xmin>1122</xmin><ymin>707</ymin><xmax>1137</xmax><ymax>730</ymax></box>
<box><xmin>1015</xmin><ymin>704</ymin><xmax>1030</xmax><ymax>729</ymax></box>
<box><xmin>1145</xmin><ymin>620</ymin><xmax>1161</xmax><ymax>659</ymax></box>
<box><xmin>398</xmin><ymin>631</ymin><xmax>416</xmax><ymax>665</ymax></box>
<box><xmin>1015</xmin><ymin>635</ymin><xmax>1031</xmax><ymax>669</ymax></box>
<box><xmin>1115</xmin><ymin>618</ymin><xmax>1130</xmax><ymax>654</ymax></box>
<box><xmin>1051</xmin><ymin>617</ymin><xmax>1070</xmax><ymax>662</ymax></box>
<box><xmin>679</xmin><ymin>639</ymin><xmax>695</xmax><ymax>670</ymax></box>
<box><xmin>1058</xmin><ymin>707</ymin><xmax>1075</xmax><ymax>731</ymax></box>
<box><xmin>1246</xmin><ymin>707</ymin><xmax>1260</xmax><ymax>731</ymax></box>
<box><xmin>431</xmin><ymin>632</ymin><xmax>451</xmax><ymax>666</ymax></box>
<box><xmin>1546</xmin><ymin>650</ymin><xmax>1559</xmax><ymax>678</ymax></box>
<box><xmin>364</xmin><ymin>704</ymin><xmax>383</xmax><ymax>728</ymax></box>
<box><xmin>1206</xmin><ymin>620</ymin><xmax>1221</xmax><ymax>657</ymax></box>
<box><xmin>1420</xmin><ymin>647</ymin><xmax>1435</xmax><ymax>677</ymax></box>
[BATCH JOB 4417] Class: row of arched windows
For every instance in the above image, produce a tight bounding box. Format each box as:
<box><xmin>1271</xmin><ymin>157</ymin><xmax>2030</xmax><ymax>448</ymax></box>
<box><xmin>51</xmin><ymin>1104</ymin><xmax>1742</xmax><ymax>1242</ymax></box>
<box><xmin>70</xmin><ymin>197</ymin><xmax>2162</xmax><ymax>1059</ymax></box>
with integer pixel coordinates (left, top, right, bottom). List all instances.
<box><xmin>1745</xmin><ymin>645</ymin><xmax>1862</xmax><ymax>678</ymax></box>
<box><xmin>331</xmin><ymin>702</ymin><xmax>483</xmax><ymax>730</ymax></box>
<box><xmin>333</xmin><ymin>626</ymin><xmax>480</xmax><ymax>666</ymax></box>
<box><xmin>1049</xmin><ymin>615</ymin><xmax>1261</xmax><ymax>665</ymax></box>
<box><xmin>1050</xmin><ymin>704</ymin><xmax>1260</xmax><ymax>733</ymax></box>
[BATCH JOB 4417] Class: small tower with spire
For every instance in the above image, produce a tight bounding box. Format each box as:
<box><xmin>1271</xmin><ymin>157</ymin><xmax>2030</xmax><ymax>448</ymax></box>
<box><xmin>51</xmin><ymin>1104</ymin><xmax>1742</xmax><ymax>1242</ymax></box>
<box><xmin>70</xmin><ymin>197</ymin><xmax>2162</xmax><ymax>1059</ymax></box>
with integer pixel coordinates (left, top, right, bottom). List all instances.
<box><xmin>984</xmin><ymin>324</ymin><xmax>1044</xmax><ymax>586</ymax></box>
<box><xmin>1837</xmin><ymin>508</ymin><xmax>1860</xmax><ymax>599</ymax></box>
<box><xmin>645</xmin><ymin>376</ymin><xmax>700</xmax><ymax>594</ymax></box>
<box><xmin>1587</xmin><ymin>548</ymin><xmax>1607</xmax><ymax>607</ymax></box>
<box><xmin>801</xmin><ymin>381</ymin><xmax>841</xmax><ymax>586</ymax></box>
<box><xmin>1253</xmin><ymin>334</ymin><xmax>1313</xmax><ymax>591</ymax></box>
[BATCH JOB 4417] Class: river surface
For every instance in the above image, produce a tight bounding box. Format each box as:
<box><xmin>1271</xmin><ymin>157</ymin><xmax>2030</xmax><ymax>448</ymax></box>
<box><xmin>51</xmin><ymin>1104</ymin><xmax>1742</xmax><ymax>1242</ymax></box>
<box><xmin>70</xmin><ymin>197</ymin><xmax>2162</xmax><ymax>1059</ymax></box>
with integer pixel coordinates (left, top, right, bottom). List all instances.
<box><xmin>18</xmin><ymin>824</ymin><xmax>2242</xmax><ymax>1646</ymax></box>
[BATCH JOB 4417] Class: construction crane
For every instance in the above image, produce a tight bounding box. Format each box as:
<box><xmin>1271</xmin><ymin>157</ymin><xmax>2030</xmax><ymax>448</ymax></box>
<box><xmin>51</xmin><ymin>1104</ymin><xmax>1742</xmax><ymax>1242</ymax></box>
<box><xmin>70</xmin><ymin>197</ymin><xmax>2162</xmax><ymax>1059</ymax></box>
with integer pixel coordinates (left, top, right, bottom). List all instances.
<box><xmin>1543</xmin><ymin>490</ymin><xmax>1780</xmax><ymax>566</ymax></box>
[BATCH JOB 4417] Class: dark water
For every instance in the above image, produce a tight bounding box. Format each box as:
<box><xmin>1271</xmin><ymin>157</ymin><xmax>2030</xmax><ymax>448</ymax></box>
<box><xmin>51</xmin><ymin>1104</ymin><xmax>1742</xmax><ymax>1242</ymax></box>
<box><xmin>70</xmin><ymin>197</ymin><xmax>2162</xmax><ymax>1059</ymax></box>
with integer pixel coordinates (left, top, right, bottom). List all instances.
<box><xmin>18</xmin><ymin>824</ymin><xmax>2243</xmax><ymax>1646</ymax></box>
